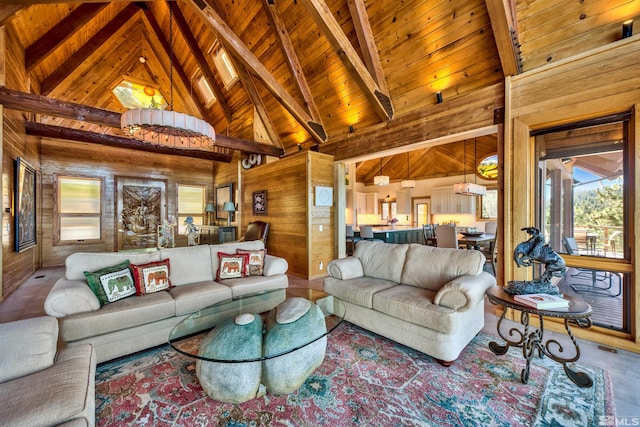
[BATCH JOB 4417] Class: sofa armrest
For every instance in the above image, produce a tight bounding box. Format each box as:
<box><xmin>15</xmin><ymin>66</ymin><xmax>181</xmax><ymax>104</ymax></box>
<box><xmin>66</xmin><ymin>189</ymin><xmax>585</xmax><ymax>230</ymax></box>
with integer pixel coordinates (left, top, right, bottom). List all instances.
<box><xmin>327</xmin><ymin>257</ymin><xmax>364</xmax><ymax>280</ymax></box>
<box><xmin>0</xmin><ymin>316</ymin><xmax>59</xmax><ymax>383</ymax></box>
<box><xmin>434</xmin><ymin>272</ymin><xmax>496</xmax><ymax>311</ymax></box>
<box><xmin>44</xmin><ymin>278</ymin><xmax>101</xmax><ymax>318</ymax></box>
<box><xmin>263</xmin><ymin>254</ymin><xmax>288</xmax><ymax>276</ymax></box>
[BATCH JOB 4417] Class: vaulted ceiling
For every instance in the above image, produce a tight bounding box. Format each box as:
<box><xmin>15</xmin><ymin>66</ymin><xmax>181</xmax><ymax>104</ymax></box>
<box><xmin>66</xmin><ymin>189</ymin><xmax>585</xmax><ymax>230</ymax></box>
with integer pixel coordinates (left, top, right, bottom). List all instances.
<box><xmin>1</xmin><ymin>0</ymin><xmax>638</xmax><ymax>183</ymax></box>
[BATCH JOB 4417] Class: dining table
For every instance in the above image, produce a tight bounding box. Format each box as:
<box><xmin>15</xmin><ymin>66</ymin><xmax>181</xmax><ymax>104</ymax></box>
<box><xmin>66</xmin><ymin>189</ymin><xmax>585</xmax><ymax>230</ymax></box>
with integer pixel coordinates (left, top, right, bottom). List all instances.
<box><xmin>425</xmin><ymin>232</ymin><xmax>496</xmax><ymax>249</ymax></box>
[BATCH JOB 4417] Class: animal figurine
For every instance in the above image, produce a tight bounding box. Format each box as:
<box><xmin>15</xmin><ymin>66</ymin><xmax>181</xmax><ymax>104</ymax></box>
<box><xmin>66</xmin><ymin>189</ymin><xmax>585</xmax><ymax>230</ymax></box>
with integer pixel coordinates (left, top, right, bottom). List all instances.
<box><xmin>506</xmin><ymin>227</ymin><xmax>566</xmax><ymax>295</ymax></box>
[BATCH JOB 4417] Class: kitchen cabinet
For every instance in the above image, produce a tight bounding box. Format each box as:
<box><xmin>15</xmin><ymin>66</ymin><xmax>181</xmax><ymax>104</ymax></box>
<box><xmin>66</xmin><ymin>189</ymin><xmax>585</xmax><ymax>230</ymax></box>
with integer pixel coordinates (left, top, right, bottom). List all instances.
<box><xmin>431</xmin><ymin>187</ymin><xmax>475</xmax><ymax>214</ymax></box>
<box><xmin>396</xmin><ymin>190</ymin><xmax>411</xmax><ymax>214</ymax></box>
<box><xmin>356</xmin><ymin>192</ymin><xmax>378</xmax><ymax>215</ymax></box>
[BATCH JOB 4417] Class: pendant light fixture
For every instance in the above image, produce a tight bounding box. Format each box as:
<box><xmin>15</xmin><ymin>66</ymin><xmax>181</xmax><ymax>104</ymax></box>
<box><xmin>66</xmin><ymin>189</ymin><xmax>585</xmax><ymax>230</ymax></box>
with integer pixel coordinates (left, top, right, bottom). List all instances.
<box><xmin>121</xmin><ymin>2</ymin><xmax>215</xmax><ymax>150</ymax></box>
<box><xmin>453</xmin><ymin>138</ymin><xmax>486</xmax><ymax>196</ymax></box>
<box><xmin>400</xmin><ymin>152</ymin><xmax>416</xmax><ymax>189</ymax></box>
<box><xmin>373</xmin><ymin>158</ymin><xmax>389</xmax><ymax>186</ymax></box>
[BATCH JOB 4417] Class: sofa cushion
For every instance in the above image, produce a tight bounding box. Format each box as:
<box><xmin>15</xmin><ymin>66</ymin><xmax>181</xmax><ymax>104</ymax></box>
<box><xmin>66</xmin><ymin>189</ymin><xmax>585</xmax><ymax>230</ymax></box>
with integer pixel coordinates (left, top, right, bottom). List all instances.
<box><xmin>353</xmin><ymin>241</ymin><xmax>409</xmax><ymax>284</ymax></box>
<box><xmin>130</xmin><ymin>259</ymin><xmax>172</xmax><ymax>295</ymax></box>
<box><xmin>217</xmin><ymin>252</ymin><xmax>250</xmax><ymax>280</ymax></box>
<box><xmin>323</xmin><ymin>276</ymin><xmax>397</xmax><ymax>309</ymax></box>
<box><xmin>169</xmin><ymin>281</ymin><xmax>233</xmax><ymax>316</ymax></box>
<box><xmin>327</xmin><ymin>257</ymin><xmax>364</xmax><ymax>280</ymax></box>
<box><xmin>400</xmin><ymin>244</ymin><xmax>485</xmax><ymax>291</ymax></box>
<box><xmin>66</xmin><ymin>251</ymin><xmax>161</xmax><ymax>281</ymax></box>
<box><xmin>0</xmin><ymin>317</ymin><xmax>58</xmax><ymax>383</ymax></box>
<box><xmin>219</xmin><ymin>274</ymin><xmax>289</xmax><ymax>298</ymax></box>
<box><xmin>83</xmin><ymin>260</ymin><xmax>136</xmax><ymax>305</ymax></box>
<box><xmin>160</xmin><ymin>245</ymin><xmax>214</xmax><ymax>286</ymax></box>
<box><xmin>372</xmin><ymin>285</ymin><xmax>458</xmax><ymax>334</ymax></box>
<box><xmin>237</xmin><ymin>248</ymin><xmax>266</xmax><ymax>276</ymax></box>
<box><xmin>210</xmin><ymin>240</ymin><xmax>264</xmax><ymax>274</ymax></box>
<box><xmin>60</xmin><ymin>291</ymin><xmax>175</xmax><ymax>342</ymax></box>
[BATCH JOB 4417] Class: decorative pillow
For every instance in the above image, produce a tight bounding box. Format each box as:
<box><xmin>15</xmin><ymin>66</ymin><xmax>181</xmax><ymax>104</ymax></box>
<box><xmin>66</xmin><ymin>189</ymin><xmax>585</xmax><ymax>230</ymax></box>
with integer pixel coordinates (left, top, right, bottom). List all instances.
<box><xmin>217</xmin><ymin>252</ymin><xmax>249</xmax><ymax>280</ymax></box>
<box><xmin>130</xmin><ymin>259</ymin><xmax>172</xmax><ymax>295</ymax></box>
<box><xmin>236</xmin><ymin>248</ymin><xmax>266</xmax><ymax>276</ymax></box>
<box><xmin>84</xmin><ymin>260</ymin><xmax>136</xmax><ymax>306</ymax></box>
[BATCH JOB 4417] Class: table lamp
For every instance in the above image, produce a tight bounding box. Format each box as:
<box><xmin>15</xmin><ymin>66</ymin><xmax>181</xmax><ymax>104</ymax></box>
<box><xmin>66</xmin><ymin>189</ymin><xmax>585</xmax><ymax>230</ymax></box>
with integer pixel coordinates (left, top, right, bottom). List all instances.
<box><xmin>222</xmin><ymin>201</ymin><xmax>235</xmax><ymax>227</ymax></box>
<box><xmin>204</xmin><ymin>203</ymin><xmax>215</xmax><ymax>225</ymax></box>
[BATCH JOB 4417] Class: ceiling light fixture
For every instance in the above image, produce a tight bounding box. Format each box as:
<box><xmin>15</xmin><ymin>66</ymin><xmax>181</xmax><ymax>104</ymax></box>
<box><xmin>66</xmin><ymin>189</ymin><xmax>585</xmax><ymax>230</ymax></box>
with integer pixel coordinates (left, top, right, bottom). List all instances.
<box><xmin>373</xmin><ymin>158</ymin><xmax>389</xmax><ymax>186</ymax></box>
<box><xmin>121</xmin><ymin>2</ymin><xmax>215</xmax><ymax>150</ymax></box>
<box><xmin>401</xmin><ymin>152</ymin><xmax>415</xmax><ymax>188</ymax></box>
<box><xmin>453</xmin><ymin>138</ymin><xmax>486</xmax><ymax>196</ymax></box>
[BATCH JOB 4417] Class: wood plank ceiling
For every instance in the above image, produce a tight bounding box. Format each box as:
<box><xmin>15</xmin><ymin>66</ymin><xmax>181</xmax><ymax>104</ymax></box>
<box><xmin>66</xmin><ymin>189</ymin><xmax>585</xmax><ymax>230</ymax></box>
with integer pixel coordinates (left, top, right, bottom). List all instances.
<box><xmin>1</xmin><ymin>0</ymin><xmax>638</xmax><ymax>183</ymax></box>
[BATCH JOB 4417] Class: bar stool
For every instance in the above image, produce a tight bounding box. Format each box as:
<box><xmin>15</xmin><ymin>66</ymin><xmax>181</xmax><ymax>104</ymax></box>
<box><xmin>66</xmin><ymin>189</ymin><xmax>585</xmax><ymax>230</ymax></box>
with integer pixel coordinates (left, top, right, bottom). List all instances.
<box><xmin>346</xmin><ymin>225</ymin><xmax>361</xmax><ymax>255</ymax></box>
<box><xmin>359</xmin><ymin>226</ymin><xmax>384</xmax><ymax>244</ymax></box>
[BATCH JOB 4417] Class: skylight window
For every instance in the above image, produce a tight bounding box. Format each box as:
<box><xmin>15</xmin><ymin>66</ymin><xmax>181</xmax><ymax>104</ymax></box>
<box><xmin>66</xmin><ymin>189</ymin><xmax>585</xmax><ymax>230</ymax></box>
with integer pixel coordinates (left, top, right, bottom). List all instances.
<box><xmin>194</xmin><ymin>73</ymin><xmax>216</xmax><ymax>106</ymax></box>
<box><xmin>211</xmin><ymin>46</ymin><xmax>238</xmax><ymax>89</ymax></box>
<box><xmin>112</xmin><ymin>77</ymin><xmax>167</xmax><ymax>110</ymax></box>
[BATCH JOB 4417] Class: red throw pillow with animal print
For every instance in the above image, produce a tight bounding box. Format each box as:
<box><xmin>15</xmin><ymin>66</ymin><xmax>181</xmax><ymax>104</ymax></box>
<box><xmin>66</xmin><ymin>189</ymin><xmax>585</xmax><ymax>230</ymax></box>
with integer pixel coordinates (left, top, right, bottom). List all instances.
<box><xmin>216</xmin><ymin>252</ymin><xmax>250</xmax><ymax>281</ymax></box>
<box><xmin>129</xmin><ymin>259</ymin><xmax>172</xmax><ymax>295</ymax></box>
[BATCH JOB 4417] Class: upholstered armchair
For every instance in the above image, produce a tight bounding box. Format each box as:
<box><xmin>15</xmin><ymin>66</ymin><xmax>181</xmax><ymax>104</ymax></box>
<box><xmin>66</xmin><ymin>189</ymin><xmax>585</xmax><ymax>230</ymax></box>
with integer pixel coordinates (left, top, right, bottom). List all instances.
<box><xmin>0</xmin><ymin>316</ymin><xmax>96</xmax><ymax>426</ymax></box>
<box><xmin>239</xmin><ymin>221</ymin><xmax>270</xmax><ymax>244</ymax></box>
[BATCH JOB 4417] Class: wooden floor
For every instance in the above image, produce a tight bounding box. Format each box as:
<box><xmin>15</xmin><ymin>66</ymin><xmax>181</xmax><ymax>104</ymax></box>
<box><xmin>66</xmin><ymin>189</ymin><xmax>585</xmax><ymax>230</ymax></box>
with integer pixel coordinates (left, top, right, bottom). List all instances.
<box><xmin>1</xmin><ymin>267</ymin><xmax>638</xmax><ymax>417</ymax></box>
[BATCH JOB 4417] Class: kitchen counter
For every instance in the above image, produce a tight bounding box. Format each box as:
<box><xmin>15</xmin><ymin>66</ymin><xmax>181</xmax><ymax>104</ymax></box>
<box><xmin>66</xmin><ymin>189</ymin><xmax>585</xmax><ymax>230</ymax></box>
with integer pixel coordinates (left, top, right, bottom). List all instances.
<box><xmin>355</xmin><ymin>226</ymin><xmax>424</xmax><ymax>244</ymax></box>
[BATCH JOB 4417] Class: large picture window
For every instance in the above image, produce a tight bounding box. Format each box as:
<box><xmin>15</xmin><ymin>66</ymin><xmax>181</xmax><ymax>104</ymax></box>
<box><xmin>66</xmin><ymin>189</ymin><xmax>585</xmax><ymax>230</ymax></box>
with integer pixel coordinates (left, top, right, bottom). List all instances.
<box><xmin>55</xmin><ymin>176</ymin><xmax>103</xmax><ymax>243</ymax></box>
<box><xmin>178</xmin><ymin>185</ymin><xmax>205</xmax><ymax>234</ymax></box>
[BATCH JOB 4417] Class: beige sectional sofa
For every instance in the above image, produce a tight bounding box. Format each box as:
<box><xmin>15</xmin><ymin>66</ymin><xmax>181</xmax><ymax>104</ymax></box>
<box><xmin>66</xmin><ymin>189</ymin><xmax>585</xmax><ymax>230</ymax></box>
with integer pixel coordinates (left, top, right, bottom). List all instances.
<box><xmin>45</xmin><ymin>240</ymin><xmax>289</xmax><ymax>363</ymax></box>
<box><xmin>324</xmin><ymin>241</ymin><xmax>496</xmax><ymax>364</ymax></box>
<box><xmin>0</xmin><ymin>316</ymin><xmax>96</xmax><ymax>427</ymax></box>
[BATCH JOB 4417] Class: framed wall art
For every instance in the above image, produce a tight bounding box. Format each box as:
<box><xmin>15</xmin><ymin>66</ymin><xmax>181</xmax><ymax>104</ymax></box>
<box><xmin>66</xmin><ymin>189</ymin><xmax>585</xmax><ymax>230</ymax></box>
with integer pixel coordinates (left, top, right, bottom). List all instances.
<box><xmin>14</xmin><ymin>157</ymin><xmax>37</xmax><ymax>253</ymax></box>
<box><xmin>215</xmin><ymin>183</ymin><xmax>233</xmax><ymax>220</ymax></box>
<box><xmin>252</xmin><ymin>190</ymin><xmax>267</xmax><ymax>215</ymax></box>
<box><xmin>115</xmin><ymin>177</ymin><xmax>167</xmax><ymax>251</ymax></box>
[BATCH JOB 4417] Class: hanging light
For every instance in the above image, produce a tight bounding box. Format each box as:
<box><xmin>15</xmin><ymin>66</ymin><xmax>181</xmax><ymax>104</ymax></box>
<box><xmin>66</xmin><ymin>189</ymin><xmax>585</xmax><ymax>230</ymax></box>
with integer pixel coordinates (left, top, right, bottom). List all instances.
<box><xmin>453</xmin><ymin>138</ymin><xmax>486</xmax><ymax>196</ymax></box>
<box><xmin>400</xmin><ymin>152</ymin><xmax>415</xmax><ymax>188</ymax></box>
<box><xmin>373</xmin><ymin>158</ymin><xmax>389</xmax><ymax>186</ymax></box>
<box><xmin>121</xmin><ymin>2</ymin><xmax>215</xmax><ymax>150</ymax></box>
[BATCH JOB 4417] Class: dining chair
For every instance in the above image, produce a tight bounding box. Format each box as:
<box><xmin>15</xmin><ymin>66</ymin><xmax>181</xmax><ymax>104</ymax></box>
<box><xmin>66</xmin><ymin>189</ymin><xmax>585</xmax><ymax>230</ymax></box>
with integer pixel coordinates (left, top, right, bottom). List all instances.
<box><xmin>423</xmin><ymin>224</ymin><xmax>435</xmax><ymax>245</ymax></box>
<box><xmin>485</xmin><ymin>221</ymin><xmax>497</xmax><ymax>234</ymax></box>
<box><xmin>346</xmin><ymin>225</ymin><xmax>361</xmax><ymax>255</ymax></box>
<box><xmin>359</xmin><ymin>226</ymin><xmax>384</xmax><ymax>243</ymax></box>
<box><xmin>434</xmin><ymin>224</ymin><xmax>458</xmax><ymax>249</ymax></box>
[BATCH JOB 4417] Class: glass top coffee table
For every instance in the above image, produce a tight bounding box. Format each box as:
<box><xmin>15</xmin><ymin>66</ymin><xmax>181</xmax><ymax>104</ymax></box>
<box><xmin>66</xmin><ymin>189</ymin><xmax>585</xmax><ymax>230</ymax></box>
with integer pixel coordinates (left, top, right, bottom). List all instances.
<box><xmin>168</xmin><ymin>288</ymin><xmax>345</xmax><ymax>403</ymax></box>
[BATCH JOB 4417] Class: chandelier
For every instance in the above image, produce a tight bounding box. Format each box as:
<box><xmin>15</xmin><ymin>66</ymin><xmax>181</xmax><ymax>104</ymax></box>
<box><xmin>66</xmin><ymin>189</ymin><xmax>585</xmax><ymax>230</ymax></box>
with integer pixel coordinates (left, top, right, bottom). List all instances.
<box><xmin>373</xmin><ymin>158</ymin><xmax>389</xmax><ymax>186</ymax></box>
<box><xmin>453</xmin><ymin>138</ymin><xmax>486</xmax><ymax>196</ymax></box>
<box><xmin>400</xmin><ymin>152</ymin><xmax>415</xmax><ymax>189</ymax></box>
<box><xmin>121</xmin><ymin>3</ymin><xmax>215</xmax><ymax>149</ymax></box>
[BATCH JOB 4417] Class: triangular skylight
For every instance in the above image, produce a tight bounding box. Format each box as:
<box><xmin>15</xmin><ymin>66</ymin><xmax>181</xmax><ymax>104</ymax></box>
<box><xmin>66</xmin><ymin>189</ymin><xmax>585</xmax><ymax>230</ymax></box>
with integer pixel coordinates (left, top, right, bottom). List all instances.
<box><xmin>112</xmin><ymin>77</ymin><xmax>167</xmax><ymax>110</ymax></box>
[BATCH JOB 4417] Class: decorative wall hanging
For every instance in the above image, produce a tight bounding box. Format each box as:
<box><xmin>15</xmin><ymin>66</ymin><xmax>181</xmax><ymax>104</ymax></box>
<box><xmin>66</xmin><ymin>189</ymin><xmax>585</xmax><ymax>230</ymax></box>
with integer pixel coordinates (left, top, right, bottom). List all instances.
<box><xmin>315</xmin><ymin>186</ymin><xmax>333</xmax><ymax>206</ymax></box>
<box><xmin>252</xmin><ymin>190</ymin><xmax>267</xmax><ymax>215</ymax></box>
<box><xmin>116</xmin><ymin>177</ymin><xmax>167</xmax><ymax>251</ymax></box>
<box><xmin>14</xmin><ymin>157</ymin><xmax>37</xmax><ymax>252</ymax></box>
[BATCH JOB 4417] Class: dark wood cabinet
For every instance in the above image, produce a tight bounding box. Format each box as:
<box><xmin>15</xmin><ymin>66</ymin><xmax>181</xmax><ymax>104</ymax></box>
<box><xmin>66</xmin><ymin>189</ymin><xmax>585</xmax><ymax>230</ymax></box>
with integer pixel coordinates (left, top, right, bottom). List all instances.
<box><xmin>200</xmin><ymin>226</ymin><xmax>237</xmax><ymax>244</ymax></box>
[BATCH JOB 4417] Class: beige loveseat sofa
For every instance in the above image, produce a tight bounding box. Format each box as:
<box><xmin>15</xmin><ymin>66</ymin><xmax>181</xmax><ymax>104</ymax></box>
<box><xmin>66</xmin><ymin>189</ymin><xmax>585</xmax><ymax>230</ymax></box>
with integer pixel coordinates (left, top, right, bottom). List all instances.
<box><xmin>45</xmin><ymin>240</ymin><xmax>288</xmax><ymax>363</ymax></box>
<box><xmin>0</xmin><ymin>316</ymin><xmax>96</xmax><ymax>427</ymax></box>
<box><xmin>324</xmin><ymin>241</ymin><xmax>496</xmax><ymax>364</ymax></box>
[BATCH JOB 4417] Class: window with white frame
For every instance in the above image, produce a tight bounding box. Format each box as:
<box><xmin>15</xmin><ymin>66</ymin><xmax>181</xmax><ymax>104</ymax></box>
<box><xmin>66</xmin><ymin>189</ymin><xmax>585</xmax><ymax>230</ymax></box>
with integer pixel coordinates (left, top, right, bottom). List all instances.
<box><xmin>177</xmin><ymin>185</ymin><xmax>206</xmax><ymax>234</ymax></box>
<box><xmin>194</xmin><ymin>72</ymin><xmax>216</xmax><ymax>107</ymax></box>
<box><xmin>56</xmin><ymin>176</ymin><xmax>103</xmax><ymax>243</ymax></box>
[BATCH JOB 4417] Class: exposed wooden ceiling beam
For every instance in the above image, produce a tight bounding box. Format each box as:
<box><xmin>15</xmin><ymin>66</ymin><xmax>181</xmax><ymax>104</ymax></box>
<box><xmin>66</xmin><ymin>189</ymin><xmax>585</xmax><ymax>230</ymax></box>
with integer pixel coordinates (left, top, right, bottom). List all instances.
<box><xmin>299</xmin><ymin>0</ymin><xmax>393</xmax><ymax>121</ymax></box>
<box><xmin>185</xmin><ymin>0</ymin><xmax>327</xmax><ymax>144</ymax></box>
<box><xmin>0</xmin><ymin>86</ymin><xmax>285</xmax><ymax>157</ymax></box>
<box><xmin>229</xmin><ymin>54</ymin><xmax>283</xmax><ymax>148</ymax></box>
<box><xmin>0</xmin><ymin>86</ymin><xmax>121</xmax><ymax>127</ymax></box>
<box><xmin>0</xmin><ymin>6</ymin><xmax>24</xmax><ymax>26</ymax></box>
<box><xmin>485</xmin><ymin>0</ymin><xmax>521</xmax><ymax>76</ymax></box>
<box><xmin>262</xmin><ymin>0</ymin><xmax>322</xmax><ymax>124</ymax></box>
<box><xmin>40</xmin><ymin>3</ymin><xmax>140</xmax><ymax>95</ymax></box>
<box><xmin>346</xmin><ymin>0</ymin><xmax>389</xmax><ymax>95</ymax></box>
<box><xmin>25</xmin><ymin>121</ymin><xmax>233</xmax><ymax>162</ymax></box>
<box><xmin>169</xmin><ymin>2</ymin><xmax>233</xmax><ymax>123</ymax></box>
<box><xmin>26</xmin><ymin>3</ymin><xmax>108</xmax><ymax>72</ymax></box>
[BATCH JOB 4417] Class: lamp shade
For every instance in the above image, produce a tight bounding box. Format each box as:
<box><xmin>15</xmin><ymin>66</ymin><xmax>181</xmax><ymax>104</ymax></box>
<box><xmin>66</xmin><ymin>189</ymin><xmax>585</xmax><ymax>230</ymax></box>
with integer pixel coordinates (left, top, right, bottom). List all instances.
<box><xmin>222</xmin><ymin>201</ymin><xmax>236</xmax><ymax>212</ymax></box>
<box><xmin>205</xmin><ymin>203</ymin><xmax>215</xmax><ymax>213</ymax></box>
<box><xmin>453</xmin><ymin>182</ymin><xmax>487</xmax><ymax>196</ymax></box>
<box><xmin>374</xmin><ymin>175</ymin><xmax>389</xmax><ymax>186</ymax></box>
<box><xmin>401</xmin><ymin>179</ymin><xmax>416</xmax><ymax>189</ymax></box>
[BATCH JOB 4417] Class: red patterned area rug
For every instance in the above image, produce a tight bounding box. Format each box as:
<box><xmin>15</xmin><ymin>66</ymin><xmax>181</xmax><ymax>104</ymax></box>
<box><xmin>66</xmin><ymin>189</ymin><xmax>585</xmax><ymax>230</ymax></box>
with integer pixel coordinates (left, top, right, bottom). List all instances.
<box><xmin>96</xmin><ymin>322</ymin><xmax>614</xmax><ymax>426</ymax></box>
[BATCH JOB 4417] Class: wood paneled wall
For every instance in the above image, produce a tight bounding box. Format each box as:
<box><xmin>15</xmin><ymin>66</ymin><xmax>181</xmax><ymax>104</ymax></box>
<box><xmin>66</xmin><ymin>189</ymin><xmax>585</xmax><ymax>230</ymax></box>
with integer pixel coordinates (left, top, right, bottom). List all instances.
<box><xmin>39</xmin><ymin>138</ymin><xmax>215</xmax><ymax>267</ymax></box>
<box><xmin>1</xmin><ymin>25</ymin><xmax>41</xmax><ymax>301</ymax></box>
<box><xmin>242</xmin><ymin>151</ymin><xmax>334</xmax><ymax>279</ymax></box>
<box><xmin>505</xmin><ymin>37</ymin><xmax>640</xmax><ymax>352</ymax></box>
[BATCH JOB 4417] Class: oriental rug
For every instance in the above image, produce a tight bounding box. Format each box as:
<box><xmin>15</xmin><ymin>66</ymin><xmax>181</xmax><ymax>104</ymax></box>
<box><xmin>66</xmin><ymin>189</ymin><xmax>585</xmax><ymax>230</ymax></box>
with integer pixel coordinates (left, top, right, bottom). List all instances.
<box><xmin>95</xmin><ymin>322</ymin><xmax>614</xmax><ymax>426</ymax></box>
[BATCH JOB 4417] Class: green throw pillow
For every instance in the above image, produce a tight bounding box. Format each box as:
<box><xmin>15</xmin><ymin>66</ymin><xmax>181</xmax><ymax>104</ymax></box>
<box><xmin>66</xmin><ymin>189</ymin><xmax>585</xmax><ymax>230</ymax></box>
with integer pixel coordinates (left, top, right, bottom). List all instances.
<box><xmin>84</xmin><ymin>260</ymin><xmax>136</xmax><ymax>306</ymax></box>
